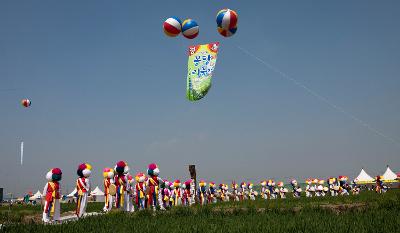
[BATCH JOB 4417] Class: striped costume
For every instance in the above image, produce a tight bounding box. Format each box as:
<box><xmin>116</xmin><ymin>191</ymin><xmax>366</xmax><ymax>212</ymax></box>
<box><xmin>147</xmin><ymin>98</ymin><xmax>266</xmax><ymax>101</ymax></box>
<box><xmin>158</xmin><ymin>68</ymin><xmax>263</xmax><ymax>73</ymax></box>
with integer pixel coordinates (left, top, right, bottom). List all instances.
<box><xmin>76</xmin><ymin>177</ymin><xmax>90</xmax><ymax>218</ymax></box>
<box><xmin>42</xmin><ymin>181</ymin><xmax>60</xmax><ymax>223</ymax></box>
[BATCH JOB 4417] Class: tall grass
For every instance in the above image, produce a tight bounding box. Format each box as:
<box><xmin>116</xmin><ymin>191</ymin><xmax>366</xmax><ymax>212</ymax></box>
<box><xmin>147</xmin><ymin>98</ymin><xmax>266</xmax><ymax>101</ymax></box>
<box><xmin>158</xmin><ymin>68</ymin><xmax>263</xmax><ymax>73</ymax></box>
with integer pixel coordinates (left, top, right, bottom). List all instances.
<box><xmin>1</xmin><ymin>191</ymin><xmax>399</xmax><ymax>233</ymax></box>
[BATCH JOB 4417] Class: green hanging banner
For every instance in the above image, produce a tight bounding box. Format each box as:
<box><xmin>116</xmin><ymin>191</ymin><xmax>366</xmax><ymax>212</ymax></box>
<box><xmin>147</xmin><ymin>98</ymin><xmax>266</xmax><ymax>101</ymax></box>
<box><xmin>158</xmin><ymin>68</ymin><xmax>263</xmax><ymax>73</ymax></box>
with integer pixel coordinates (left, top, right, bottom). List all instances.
<box><xmin>186</xmin><ymin>42</ymin><xmax>220</xmax><ymax>101</ymax></box>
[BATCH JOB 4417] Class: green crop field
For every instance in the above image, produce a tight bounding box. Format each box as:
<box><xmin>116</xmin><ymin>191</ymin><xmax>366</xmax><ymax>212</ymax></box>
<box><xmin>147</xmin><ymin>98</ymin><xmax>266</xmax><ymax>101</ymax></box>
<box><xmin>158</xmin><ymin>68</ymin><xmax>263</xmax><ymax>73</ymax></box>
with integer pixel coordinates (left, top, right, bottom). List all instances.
<box><xmin>1</xmin><ymin>190</ymin><xmax>399</xmax><ymax>233</ymax></box>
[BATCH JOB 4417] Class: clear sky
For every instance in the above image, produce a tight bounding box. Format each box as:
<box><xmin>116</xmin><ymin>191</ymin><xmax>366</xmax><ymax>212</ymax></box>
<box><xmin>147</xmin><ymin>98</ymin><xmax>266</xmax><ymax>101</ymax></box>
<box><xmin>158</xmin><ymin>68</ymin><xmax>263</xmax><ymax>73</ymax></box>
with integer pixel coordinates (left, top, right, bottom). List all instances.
<box><xmin>0</xmin><ymin>0</ymin><xmax>399</xmax><ymax>196</ymax></box>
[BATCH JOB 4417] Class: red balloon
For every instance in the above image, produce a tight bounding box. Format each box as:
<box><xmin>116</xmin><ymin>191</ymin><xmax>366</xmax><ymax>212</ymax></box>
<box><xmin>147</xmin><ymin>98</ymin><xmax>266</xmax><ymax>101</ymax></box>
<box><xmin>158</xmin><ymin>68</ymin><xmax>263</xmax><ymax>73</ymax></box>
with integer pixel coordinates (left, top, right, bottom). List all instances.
<box><xmin>21</xmin><ymin>99</ymin><xmax>31</xmax><ymax>108</ymax></box>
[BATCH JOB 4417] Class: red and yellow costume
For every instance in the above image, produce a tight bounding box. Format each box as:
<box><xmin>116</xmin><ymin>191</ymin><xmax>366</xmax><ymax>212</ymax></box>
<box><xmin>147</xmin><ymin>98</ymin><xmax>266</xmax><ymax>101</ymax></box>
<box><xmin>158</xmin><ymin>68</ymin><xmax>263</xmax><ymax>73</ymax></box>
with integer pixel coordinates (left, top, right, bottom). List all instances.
<box><xmin>135</xmin><ymin>172</ymin><xmax>146</xmax><ymax>210</ymax></box>
<box><xmin>172</xmin><ymin>180</ymin><xmax>182</xmax><ymax>206</ymax></box>
<box><xmin>114</xmin><ymin>161</ymin><xmax>130</xmax><ymax>211</ymax></box>
<box><xmin>76</xmin><ymin>163</ymin><xmax>92</xmax><ymax>218</ymax></box>
<box><xmin>103</xmin><ymin>168</ymin><xmax>114</xmax><ymax>212</ymax></box>
<box><xmin>42</xmin><ymin>168</ymin><xmax>62</xmax><ymax>223</ymax></box>
<box><xmin>146</xmin><ymin>163</ymin><xmax>164</xmax><ymax>210</ymax></box>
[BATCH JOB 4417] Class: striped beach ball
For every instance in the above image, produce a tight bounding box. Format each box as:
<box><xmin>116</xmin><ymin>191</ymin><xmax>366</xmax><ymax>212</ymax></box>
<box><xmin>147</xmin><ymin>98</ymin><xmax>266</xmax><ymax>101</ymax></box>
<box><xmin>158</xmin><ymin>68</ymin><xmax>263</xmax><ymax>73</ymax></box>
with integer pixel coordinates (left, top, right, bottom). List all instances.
<box><xmin>182</xmin><ymin>19</ymin><xmax>199</xmax><ymax>39</ymax></box>
<box><xmin>217</xmin><ymin>26</ymin><xmax>237</xmax><ymax>37</ymax></box>
<box><xmin>216</xmin><ymin>9</ymin><xmax>238</xmax><ymax>30</ymax></box>
<box><xmin>163</xmin><ymin>17</ymin><xmax>182</xmax><ymax>37</ymax></box>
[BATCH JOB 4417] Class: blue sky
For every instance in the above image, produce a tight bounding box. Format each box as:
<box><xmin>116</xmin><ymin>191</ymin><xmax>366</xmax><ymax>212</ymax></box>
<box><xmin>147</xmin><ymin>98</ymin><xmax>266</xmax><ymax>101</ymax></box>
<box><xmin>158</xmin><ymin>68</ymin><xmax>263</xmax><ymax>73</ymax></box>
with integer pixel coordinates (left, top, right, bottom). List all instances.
<box><xmin>0</xmin><ymin>0</ymin><xmax>399</xmax><ymax>196</ymax></box>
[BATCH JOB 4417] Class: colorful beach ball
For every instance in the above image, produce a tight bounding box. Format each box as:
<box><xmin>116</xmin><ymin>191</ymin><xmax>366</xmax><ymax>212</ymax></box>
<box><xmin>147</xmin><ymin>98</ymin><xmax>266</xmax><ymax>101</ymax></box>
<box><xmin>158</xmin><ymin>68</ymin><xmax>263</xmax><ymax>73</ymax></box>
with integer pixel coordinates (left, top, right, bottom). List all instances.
<box><xmin>21</xmin><ymin>99</ymin><xmax>31</xmax><ymax>108</ymax></box>
<box><xmin>182</xmin><ymin>19</ymin><xmax>199</xmax><ymax>39</ymax></box>
<box><xmin>163</xmin><ymin>17</ymin><xmax>182</xmax><ymax>37</ymax></box>
<box><xmin>216</xmin><ymin>9</ymin><xmax>238</xmax><ymax>30</ymax></box>
<box><xmin>217</xmin><ymin>26</ymin><xmax>237</xmax><ymax>37</ymax></box>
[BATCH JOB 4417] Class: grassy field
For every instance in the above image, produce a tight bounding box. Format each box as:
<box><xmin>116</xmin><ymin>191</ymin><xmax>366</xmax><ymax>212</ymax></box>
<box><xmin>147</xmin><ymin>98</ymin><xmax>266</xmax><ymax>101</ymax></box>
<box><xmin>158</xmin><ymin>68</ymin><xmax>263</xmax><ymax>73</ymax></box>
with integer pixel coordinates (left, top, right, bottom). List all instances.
<box><xmin>1</xmin><ymin>190</ymin><xmax>399</xmax><ymax>233</ymax></box>
<box><xmin>0</xmin><ymin>202</ymin><xmax>103</xmax><ymax>224</ymax></box>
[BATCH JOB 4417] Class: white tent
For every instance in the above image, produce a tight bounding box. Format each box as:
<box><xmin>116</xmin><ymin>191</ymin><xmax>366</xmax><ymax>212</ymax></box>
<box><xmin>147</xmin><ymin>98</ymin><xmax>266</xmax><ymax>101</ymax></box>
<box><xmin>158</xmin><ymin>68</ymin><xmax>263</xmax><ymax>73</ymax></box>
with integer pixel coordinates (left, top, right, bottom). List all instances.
<box><xmin>90</xmin><ymin>186</ymin><xmax>104</xmax><ymax>202</ymax></box>
<box><xmin>29</xmin><ymin>190</ymin><xmax>42</xmax><ymax>201</ymax></box>
<box><xmin>381</xmin><ymin>166</ymin><xmax>398</xmax><ymax>182</ymax></box>
<box><xmin>67</xmin><ymin>188</ymin><xmax>77</xmax><ymax>197</ymax></box>
<box><xmin>90</xmin><ymin>186</ymin><xmax>104</xmax><ymax>196</ymax></box>
<box><xmin>354</xmin><ymin>168</ymin><xmax>375</xmax><ymax>184</ymax></box>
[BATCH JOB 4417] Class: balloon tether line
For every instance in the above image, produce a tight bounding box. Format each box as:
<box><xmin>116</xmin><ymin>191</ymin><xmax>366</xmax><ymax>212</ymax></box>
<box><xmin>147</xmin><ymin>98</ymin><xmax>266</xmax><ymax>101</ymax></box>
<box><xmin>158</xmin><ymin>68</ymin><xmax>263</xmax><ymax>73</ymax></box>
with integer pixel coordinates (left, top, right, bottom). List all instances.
<box><xmin>236</xmin><ymin>45</ymin><xmax>400</xmax><ymax>147</ymax></box>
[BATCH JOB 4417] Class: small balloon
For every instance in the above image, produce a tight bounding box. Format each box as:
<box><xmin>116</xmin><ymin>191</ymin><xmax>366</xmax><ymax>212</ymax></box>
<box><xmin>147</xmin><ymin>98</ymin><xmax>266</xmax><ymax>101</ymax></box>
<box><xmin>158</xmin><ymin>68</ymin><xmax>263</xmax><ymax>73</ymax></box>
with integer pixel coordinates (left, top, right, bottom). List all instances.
<box><xmin>216</xmin><ymin>9</ymin><xmax>238</xmax><ymax>30</ymax></box>
<box><xmin>163</xmin><ymin>17</ymin><xmax>182</xmax><ymax>37</ymax></box>
<box><xmin>182</xmin><ymin>19</ymin><xmax>199</xmax><ymax>39</ymax></box>
<box><xmin>21</xmin><ymin>99</ymin><xmax>31</xmax><ymax>108</ymax></box>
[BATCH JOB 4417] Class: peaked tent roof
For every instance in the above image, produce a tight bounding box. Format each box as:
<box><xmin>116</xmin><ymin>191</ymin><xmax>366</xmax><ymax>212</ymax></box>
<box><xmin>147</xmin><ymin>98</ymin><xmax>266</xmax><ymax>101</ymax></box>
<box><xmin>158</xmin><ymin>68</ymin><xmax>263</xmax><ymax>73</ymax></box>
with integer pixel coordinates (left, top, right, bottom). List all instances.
<box><xmin>33</xmin><ymin>190</ymin><xmax>42</xmax><ymax>197</ymax></box>
<box><xmin>381</xmin><ymin>166</ymin><xmax>398</xmax><ymax>182</ymax></box>
<box><xmin>354</xmin><ymin>168</ymin><xmax>375</xmax><ymax>184</ymax></box>
<box><xmin>29</xmin><ymin>190</ymin><xmax>42</xmax><ymax>201</ymax></box>
<box><xmin>90</xmin><ymin>186</ymin><xmax>104</xmax><ymax>196</ymax></box>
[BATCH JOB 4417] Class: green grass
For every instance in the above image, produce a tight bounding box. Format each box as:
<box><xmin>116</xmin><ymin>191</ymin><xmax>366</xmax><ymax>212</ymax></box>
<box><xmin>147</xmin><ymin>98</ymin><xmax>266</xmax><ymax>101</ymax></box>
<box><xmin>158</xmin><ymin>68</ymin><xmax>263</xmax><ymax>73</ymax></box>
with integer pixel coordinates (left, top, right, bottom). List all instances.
<box><xmin>0</xmin><ymin>202</ymin><xmax>104</xmax><ymax>224</ymax></box>
<box><xmin>1</xmin><ymin>190</ymin><xmax>399</xmax><ymax>233</ymax></box>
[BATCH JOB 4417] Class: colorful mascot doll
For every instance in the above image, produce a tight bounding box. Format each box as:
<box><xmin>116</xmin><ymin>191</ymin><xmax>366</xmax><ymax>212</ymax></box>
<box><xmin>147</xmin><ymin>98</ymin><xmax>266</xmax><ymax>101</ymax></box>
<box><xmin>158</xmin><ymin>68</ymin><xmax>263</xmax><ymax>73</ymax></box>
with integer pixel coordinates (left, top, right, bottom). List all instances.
<box><xmin>103</xmin><ymin>168</ymin><xmax>115</xmax><ymax>212</ymax></box>
<box><xmin>314</xmin><ymin>179</ymin><xmax>321</xmax><ymax>197</ymax></box>
<box><xmin>198</xmin><ymin>180</ymin><xmax>207</xmax><ymax>205</ymax></box>
<box><xmin>323</xmin><ymin>186</ymin><xmax>329</xmax><ymax>196</ymax></box>
<box><xmin>272</xmin><ymin>181</ymin><xmax>279</xmax><ymax>199</ymax></box>
<box><xmin>162</xmin><ymin>180</ymin><xmax>171</xmax><ymax>208</ymax></box>
<box><xmin>319</xmin><ymin>179</ymin><xmax>328</xmax><ymax>197</ymax></box>
<box><xmin>328</xmin><ymin>177</ymin><xmax>337</xmax><ymax>196</ymax></box>
<box><xmin>338</xmin><ymin>176</ymin><xmax>349</xmax><ymax>196</ymax></box>
<box><xmin>277</xmin><ymin>181</ymin><xmax>287</xmax><ymax>199</ymax></box>
<box><xmin>76</xmin><ymin>163</ymin><xmax>92</xmax><ymax>218</ymax></box>
<box><xmin>126</xmin><ymin>175</ymin><xmax>135</xmax><ymax>212</ymax></box>
<box><xmin>260</xmin><ymin>180</ymin><xmax>268</xmax><ymax>199</ymax></box>
<box><xmin>247</xmin><ymin>183</ymin><xmax>256</xmax><ymax>200</ymax></box>
<box><xmin>308</xmin><ymin>178</ymin><xmax>317</xmax><ymax>197</ymax></box>
<box><xmin>305</xmin><ymin>179</ymin><xmax>312</xmax><ymax>198</ymax></box>
<box><xmin>135</xmin><ymin>172</ymin><xmax>146</xmax><ymax>210</ymax></box>
<box><xmin>223</xmin><ymin>184</ymin><xmax>231</xmax><ymax>201</ymax></box>
<box><xmin>316</xmin><ymin>179</ymin><xmax>325</xmax><ymax>197</ymax></box>
<box><xmin>351</xmin><ymin>180</ymin><xmax>360</xmax><ymax>195</ymax></box>
<box><xmin>144</xmin><ymin>176</ymin><xmax>149</xmax><ymax>209</ymax></box>
<box><xmin>42</xmin><ymin>168</ymin><xmax>62</xmax><ymax>223</ymax></box>
<box><xmin>183</xmin><ymin>180</ymin><xmax>193</xmax><ymax>206</ymax></box>
<box><xmin>208</xmin><ymin>182</ymin><xmax>217</xmax><ymax>204</ymax></box>
<box><xmin>114</xmin><ymin>160</ymin><xmax>130</xmax><ymax>211</ymax></box>
<box><xmin>333</xmin><ymin>178</ymin><xmax>340</xmax><ymax>196</ymax></box>
<box><xmin>312</xmin><ymin>178</ymin><xmax>318</xmax><ymax>193</ymax></box>
<box><xmin>291</xmin><ymin>179</ymin><xmax>302</xmax><ymax>198</ymax></box>
<box><xmin>168</xmin><ymin>181</ymin><xmax>175</xmax><ymax>207</ymax></box>
<box><xmin>217</xmin><ymin>184</ymin><xmax>225</xmax><ymax>202</ymax></box>
<box><xmin>239</xmin><ymin>182</ymin><xmax>247</xmax><ymax>201</ymax></box>
<box><xmin>231</xmin><ymin>182</ymin><xmax>240</xmax><ymax>202</ymax></box>
<box><xmin>267</xmin><ymin>180</ymin><xmax>276</xmax><ymax>199</ymax></box>
<box><xmin>171</xmin><ymin>180</ymin><xmax>182</xmax><ymax>206</ymax></box>
<box><xmin>375</xmin><ymin>176</ymin><xmax>384</xmax><ymax>194</ymax></box>
<box><xmin>146</xmin><ymin>163</ymin><xmax>164</xmax><ymax>210</ymax></box>
<box><xmin>181</xmin><ymin>182</ymin><xmax>188</xmax><ymax>206</ymax></box>
<box><xmin>265</xmin><ymin>179</ymin><xmax>273</xmax><ymax>199</ymax></box>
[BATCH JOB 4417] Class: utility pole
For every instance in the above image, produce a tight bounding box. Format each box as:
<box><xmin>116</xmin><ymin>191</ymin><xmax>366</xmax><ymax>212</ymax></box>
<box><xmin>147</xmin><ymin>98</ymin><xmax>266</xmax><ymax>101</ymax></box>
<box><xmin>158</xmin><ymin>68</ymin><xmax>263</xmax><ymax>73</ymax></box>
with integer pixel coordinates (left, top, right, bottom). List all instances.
<box><xmin>189</xmin><ymin>165</ymin><xmax>197</xmax><ymax>203</ymax></box>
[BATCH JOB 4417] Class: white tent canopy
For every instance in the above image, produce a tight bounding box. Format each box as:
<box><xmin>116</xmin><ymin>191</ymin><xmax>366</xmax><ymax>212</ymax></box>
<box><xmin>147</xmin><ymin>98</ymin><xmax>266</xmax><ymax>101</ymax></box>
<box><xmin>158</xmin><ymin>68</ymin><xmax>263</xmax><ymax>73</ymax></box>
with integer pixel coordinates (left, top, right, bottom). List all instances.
<box><xmin>29</xmin><ymin>190</ymin><xmax>42</xmax><ymax>201</ymax></box>
<box><xmin>90</xmin><ymin>186</ymin><xmax>104</xmax><ymax>196</ymax></box>
<box><xmin>381</xmin><ymin>166</ymin><xmax>397</xmax><ymax>182</ymax></box>
<box><xmin>90</xmin><ymin>186</ymin><xmax>105</xmax><ymax>202</ymax></box>
<box><xmin>67</xmin><ymin>188</ymin><xmax>77</xmax><ymax>197</ymax></box>
<box><xmin>354</xmin><ymin>168</ymin><xmax>375</xmax><ymax>184</ymax></box>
